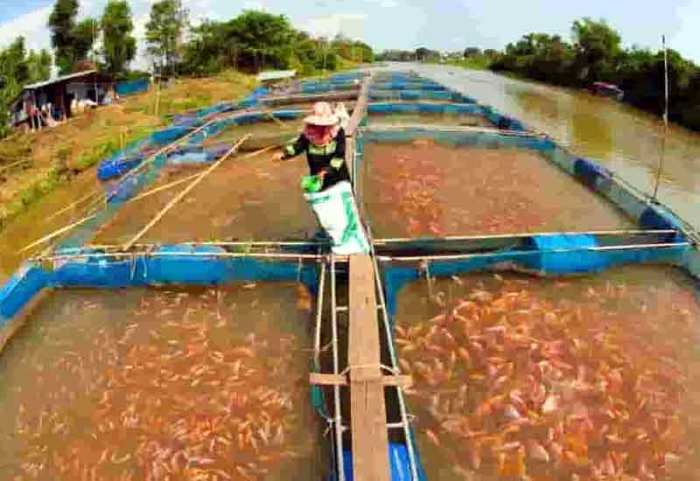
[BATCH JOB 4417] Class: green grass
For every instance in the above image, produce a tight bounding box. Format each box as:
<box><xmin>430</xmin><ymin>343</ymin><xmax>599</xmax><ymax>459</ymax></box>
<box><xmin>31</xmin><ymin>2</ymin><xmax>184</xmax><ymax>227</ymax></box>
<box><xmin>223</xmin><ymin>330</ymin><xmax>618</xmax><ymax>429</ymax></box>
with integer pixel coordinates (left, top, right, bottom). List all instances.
<box><xmin>72</xmin><ymin>124</ymin><xmax>153</xmax><ymax>171</ymax></box>
<box><xmin>0</xmin><ymin>168</ymin><xmax>65</xmax><ymax>230</ymax></box>
<box><xmin>439</xmin><ymin>57</ymin><xmax>493</xmax><ymax>70</ymax></box>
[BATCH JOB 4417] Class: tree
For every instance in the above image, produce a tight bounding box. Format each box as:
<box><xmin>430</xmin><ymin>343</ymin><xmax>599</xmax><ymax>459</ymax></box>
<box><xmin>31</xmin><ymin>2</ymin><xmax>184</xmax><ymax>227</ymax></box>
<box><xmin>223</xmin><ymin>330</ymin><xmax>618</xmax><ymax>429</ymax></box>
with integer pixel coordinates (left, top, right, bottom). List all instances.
<box><xmin>26</xmin><ymin>50</ymin><xmax>53</xmax><ymax>81</ymax></box>
<box><xmin>415</xmin><ymin>47</ymin><xmax>440</xmax><ymax>62</ymax></box>
<box><xmin>72</xmin><ymin>18</ymin><xmax>99</xmax><ymax>65</ymax></box>
<box><xmin>181</xmin><ymin>20</ymin><xmax>228</xmax><ymax>75</ymax></box>
<box><xmin>146</xmin><ymin>0</ymin><xmax>188</xmax><ymax>75</ymax></box>
<box><xmin>0</xmin><ymin>37</ymin><xmax>52</xmax><ymax>137</ymax></box>
<box><xmin>48</xmin><ymin>0</ymin><xmax>79</xmax><ymax>73</ymax></box>
<box><xmin>225</xmin><ymin>10</ymin><xmax>295</xmax><ymax>71</ymax></box>
<box><xmin>101</xmin><ymin>0</ymin><xmax>137</xmax><ymax>76</ymax></box>
<box><xmin>331</xmin><ymin>35</ymin><xmax>374</xmax><ymax>64</ymax></box>
<box><xmin>180</xmin><ymin>10</ymin><xmax>374</xmax><ymax>76</ymax></box>
<box><xmin>48</xmin><ymin>0</ymin><xmax>97</xmax><ymax>74</ymax></box>
<box><xmin>571</xmin><ymin>18</ymin><xmax>622</xmax><ymax>83</ymax></box>
<box><xmin>464</xmin><ymin>47</ymin><xmax>481</xmax><ymax>58</ymax></box>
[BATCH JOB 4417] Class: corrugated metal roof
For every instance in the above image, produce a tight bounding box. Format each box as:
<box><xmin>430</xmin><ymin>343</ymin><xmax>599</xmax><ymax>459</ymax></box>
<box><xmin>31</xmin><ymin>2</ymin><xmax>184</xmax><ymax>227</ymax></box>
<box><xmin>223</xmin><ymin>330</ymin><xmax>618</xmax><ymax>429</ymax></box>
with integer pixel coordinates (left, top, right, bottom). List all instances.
<box><xmin>23</xmin><ymin>70</ymin><xmax>98</xmax><ymax>90</ymax></box>
<box><xmin>256</xmin><ymin>70</ymin><xmax>297</xmax><ymax>82</ymax></box>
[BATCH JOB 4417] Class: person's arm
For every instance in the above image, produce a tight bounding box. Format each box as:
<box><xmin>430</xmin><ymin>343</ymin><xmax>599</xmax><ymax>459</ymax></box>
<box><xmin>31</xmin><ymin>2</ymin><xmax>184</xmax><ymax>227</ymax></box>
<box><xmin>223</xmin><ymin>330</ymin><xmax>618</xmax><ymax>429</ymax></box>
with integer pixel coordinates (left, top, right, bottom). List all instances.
<box><xmin>281</xmin><ymin>134</ymin><xmax>308</xmax><ymax>160</ymax></box>
<box><xmin>328</xmin><ymin>128</ymin><xmax>346</xmax><ymax>171</ymax></box>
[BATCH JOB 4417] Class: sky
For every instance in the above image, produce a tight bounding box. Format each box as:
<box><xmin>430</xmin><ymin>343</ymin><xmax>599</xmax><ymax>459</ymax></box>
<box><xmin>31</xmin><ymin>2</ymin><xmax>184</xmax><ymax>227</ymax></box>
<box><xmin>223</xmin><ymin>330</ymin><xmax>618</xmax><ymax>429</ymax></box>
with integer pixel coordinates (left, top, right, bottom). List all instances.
<box><xmin>1</xmin><ymin>0</ymin><xmax>700</xmax><ymax>70</ymax></box>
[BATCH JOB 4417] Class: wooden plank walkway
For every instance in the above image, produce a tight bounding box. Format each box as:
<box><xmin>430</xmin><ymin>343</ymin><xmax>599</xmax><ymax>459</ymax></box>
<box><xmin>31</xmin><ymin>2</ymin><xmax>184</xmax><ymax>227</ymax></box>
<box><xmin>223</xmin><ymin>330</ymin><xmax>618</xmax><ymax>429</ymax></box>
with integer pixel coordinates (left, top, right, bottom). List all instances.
<box><xmin>348</xmin><ymin>254</ymin><xmax>391</xmax><ymax>481</ymax></box>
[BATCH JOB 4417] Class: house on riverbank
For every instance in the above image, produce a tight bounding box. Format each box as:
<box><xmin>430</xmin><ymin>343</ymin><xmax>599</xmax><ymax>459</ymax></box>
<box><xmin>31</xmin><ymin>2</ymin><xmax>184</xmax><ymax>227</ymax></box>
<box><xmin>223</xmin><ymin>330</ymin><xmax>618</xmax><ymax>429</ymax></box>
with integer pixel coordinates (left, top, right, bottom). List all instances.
<box><xmin>8</xmin><ymin>70</ymin><xmax>115</xmax><ymax>132</ymax></box>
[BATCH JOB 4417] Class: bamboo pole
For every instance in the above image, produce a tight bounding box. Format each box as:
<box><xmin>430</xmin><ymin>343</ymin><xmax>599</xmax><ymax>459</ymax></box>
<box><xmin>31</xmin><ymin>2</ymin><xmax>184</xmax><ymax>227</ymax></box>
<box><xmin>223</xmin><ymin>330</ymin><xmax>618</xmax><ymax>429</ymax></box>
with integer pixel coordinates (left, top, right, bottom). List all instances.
<box><xmin>46</xmin><ymin>189</ymin><xmax>101</xmax><ymax>221</ymax></box>
<box><xmin>123</xmin><ymin>135</ymin><xmax>251</xmax><ymax>250</ymax></box>
<box><xmin>66</xmin><ymin>109</ymin><xmax>238</xmax><ymax>219</ymax></box>
<box><xmin>261</xmin><ymin>109</ymin><xmax>287</xmax><ymax>127</ymax></box>
<box><xmin>19</xmin><ymin>214</ymin><xmax>97</xmax><ymax>253</ymax></box>
<box><xmin>0</xmin><ymin>158</ymin><xmax>31</xmax><ymax>174</ymax></box>
<box><xmin>128</xmin><ymin>171</ymin><xmax>203</xmax><ymax>203</ymax></box>
<box><xmin>375</xmin><ymin>229</ymin><xmax>679</xmax><ymax>243</ymax></box>
<box><xmin>154</xmin><ymin>79</ymin><xmax>161</xmax><ymax>117</ymax></box>
<box><xmin>129</xmin><ymin>143</ymin><xmax>278</xmax><ymax>203</ymax></box>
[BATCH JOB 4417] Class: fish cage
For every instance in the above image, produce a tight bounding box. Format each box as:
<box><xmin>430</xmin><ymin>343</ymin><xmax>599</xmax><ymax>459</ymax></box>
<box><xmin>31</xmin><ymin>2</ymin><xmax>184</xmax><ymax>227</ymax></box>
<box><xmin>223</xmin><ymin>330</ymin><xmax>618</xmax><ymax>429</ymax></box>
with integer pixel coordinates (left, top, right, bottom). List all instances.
<box><xmin>0</xmin><ymin>247</ymin><xmax>355</xmax><ymax>481</ymax></box>
<box><xmin>367</xmin><ymin>103</ymin><xmax>495</xmax><ymax>128</ymax></box>
<box><xmin>374</xmin><ymin>244</ymin><xmax>700</xmax><ymax>481</ymax></box>
<box><xmin>2</xmin><ymin>69</ymin><xmax>700</xmax><ymax>481</ymax></box>
<box><xmin>67</xmin><ymin>109</ymin><xmax>322</xmax><ymax>246</ymax></box>
<box><xmin>355</xmin><ymin>125</ymin><xmax>679</xmax><ymax>239</ymax></box>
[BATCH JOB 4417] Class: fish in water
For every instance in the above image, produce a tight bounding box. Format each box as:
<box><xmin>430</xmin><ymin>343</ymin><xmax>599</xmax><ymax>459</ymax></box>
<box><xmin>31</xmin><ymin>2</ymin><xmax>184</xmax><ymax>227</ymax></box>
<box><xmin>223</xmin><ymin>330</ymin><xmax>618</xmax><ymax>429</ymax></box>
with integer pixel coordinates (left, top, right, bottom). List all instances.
<box><xmin>295</xmin><ymin>285</ymin><xmax>312</xmax><ymax>312</ymax></box>
<box><xmin>395</xmin><ymin>270</ymin><xmax>698</xmax><ymax>481</ymax></box>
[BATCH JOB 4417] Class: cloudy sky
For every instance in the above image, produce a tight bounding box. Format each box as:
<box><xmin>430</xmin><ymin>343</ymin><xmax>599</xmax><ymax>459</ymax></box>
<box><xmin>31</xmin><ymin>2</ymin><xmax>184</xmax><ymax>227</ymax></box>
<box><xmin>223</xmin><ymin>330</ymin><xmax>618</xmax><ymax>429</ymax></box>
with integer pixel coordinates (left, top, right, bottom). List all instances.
<box><xmin>1</xmin><ymin>0</ymin><xmax>699</xmax><ymax>69</ymax></box>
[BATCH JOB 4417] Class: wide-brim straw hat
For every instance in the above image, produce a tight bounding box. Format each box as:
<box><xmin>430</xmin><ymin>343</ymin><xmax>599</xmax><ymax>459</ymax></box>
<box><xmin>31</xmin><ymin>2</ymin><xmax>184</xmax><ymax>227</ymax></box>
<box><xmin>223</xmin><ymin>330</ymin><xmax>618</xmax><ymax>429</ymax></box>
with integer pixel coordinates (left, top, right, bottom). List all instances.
<box><xmin>304</xmin><ymin>101</ymin><xmax>339</xmax><ymax>126</ymax></box>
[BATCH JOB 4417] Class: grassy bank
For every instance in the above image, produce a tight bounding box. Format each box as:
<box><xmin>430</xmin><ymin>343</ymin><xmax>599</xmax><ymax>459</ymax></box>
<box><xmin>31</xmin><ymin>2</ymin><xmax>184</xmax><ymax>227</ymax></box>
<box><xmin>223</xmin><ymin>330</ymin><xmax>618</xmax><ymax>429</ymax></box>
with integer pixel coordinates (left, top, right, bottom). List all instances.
<box><xmin>442</xmin><ymin>57</ymin><xmax>492</xmax><ymax>70</ymax></box>
<box><xmin>0</xmin><ymin>71</ymin><xmax>257</xmax><ymax>230</ymax></box>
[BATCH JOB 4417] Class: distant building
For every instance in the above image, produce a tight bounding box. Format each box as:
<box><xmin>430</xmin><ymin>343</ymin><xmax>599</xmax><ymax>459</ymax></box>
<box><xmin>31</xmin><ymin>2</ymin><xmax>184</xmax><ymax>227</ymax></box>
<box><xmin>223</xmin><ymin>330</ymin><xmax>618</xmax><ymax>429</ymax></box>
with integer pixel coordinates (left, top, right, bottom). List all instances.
<box><xmin>256</xmin><ymin>70</ymin><xmax>297</xmax><ymax>85</ymax></box>
<box><xmin>9</xmin><ymin>70</ymin><xmax>115</xmax><ymax>132</ymax></box>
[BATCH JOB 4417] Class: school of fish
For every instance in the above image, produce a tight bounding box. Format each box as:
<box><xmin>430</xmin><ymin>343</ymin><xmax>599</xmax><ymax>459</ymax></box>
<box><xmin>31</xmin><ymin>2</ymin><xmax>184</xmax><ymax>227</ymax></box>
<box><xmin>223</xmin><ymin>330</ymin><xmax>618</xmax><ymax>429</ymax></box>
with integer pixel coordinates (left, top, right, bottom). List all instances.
<box><xmin>8</xmin><ymin>287</ymin><xmax>313</xmax><ymax>481</ymax></box>
<box><xmin>396</xmin><ymin>270</ymin><xmax>700</xmax><ymax>481</ymax></box>
<box><xmin>367</xmin><ymin>141</ymin><xmax>631</xmax><ymax>238</ymax></box>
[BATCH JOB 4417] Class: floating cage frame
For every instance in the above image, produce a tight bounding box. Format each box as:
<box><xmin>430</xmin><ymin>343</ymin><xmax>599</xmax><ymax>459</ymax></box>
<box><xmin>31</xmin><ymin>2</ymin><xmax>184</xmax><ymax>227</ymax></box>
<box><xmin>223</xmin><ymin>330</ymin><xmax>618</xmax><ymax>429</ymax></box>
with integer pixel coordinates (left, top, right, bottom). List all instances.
<box><xmin>1</xmin><ymin>69</ymin><xmax>699</xmax><ymax>481</ymax></box>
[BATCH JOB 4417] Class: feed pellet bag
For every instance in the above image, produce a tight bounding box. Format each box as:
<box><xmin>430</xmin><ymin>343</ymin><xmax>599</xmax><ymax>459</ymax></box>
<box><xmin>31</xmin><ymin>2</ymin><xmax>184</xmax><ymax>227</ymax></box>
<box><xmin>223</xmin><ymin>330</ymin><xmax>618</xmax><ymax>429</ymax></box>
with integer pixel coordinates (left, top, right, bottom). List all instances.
<box><xmin>303</xmin><ymin>181</ymin><xmax>370</xmax><ymax>255</ymax></box>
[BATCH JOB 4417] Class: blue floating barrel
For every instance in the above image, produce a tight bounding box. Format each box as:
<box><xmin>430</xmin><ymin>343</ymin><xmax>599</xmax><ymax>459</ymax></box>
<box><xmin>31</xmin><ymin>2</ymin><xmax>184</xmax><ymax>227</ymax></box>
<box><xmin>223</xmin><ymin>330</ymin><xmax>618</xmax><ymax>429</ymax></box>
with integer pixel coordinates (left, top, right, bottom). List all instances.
<box><xmin>523</xmin><ymin>234</ymin><xmax>610</xmax><ymax>274</ymax></box>
<box><xmin>573</xmin><ymin>158</ymin><xmax>611</xmax><ymax>189</ymax></box>
<box><xmin>97</xmin><ymin>154</ymin><xmax>144</xmax><ymax>181</ymax></box>
<box><xmin>150</xmin><ymin>126</ymin><xmax>191</xmax><ymax>145</ymax></box>
<box><xmin>639</xmin><ymin>206</ymin><xmax>685</xmax><ymax>243</ymax></box>
<box><xmin>147</xmin><ymin>245</ymin><xmax>229</xmax><ymax>284</ymax></box>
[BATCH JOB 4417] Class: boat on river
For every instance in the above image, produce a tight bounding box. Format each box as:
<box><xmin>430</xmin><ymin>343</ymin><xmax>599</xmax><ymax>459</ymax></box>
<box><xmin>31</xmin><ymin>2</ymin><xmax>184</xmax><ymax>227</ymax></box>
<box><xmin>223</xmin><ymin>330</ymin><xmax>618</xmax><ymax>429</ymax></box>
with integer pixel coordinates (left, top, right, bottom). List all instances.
<box><xmin>0</xmin><ymin>68</ymin><xmax>698</xmax><ymax>481</ymax></box>
<box><xmin>590</xmin><ymin>81</ymin><xmax>624</xmax><ymax>100</ymax></box>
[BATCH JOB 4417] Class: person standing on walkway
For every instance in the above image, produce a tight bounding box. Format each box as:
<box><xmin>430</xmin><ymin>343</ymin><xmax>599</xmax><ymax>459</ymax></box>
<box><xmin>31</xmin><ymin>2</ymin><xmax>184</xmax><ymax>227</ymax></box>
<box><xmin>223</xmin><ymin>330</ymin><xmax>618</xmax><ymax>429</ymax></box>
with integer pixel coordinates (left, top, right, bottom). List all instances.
<box><xmin>274</xmin><ymin>101</ymin><xmax>350</xmax><ymax>191</ymax></box>
<box><xmin>274</xmin><ymin>101</ymin><xmax>368</xmax><ymax>254</ymax></box>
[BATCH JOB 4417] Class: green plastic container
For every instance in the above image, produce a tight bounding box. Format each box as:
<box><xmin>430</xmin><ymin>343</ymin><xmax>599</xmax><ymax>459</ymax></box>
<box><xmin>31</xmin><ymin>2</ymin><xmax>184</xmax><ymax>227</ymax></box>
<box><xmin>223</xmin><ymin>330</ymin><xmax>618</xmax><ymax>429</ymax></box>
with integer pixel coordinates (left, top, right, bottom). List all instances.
<box><xmin>301</xmin><ymin>175</ymin><xmax>323</xmax><ymax>193</ymax></box>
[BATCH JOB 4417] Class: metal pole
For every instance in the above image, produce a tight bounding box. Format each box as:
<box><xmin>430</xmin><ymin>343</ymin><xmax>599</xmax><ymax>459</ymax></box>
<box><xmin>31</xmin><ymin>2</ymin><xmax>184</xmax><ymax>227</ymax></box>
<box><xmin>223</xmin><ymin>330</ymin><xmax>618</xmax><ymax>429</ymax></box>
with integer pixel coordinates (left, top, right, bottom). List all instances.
<box><xmin>330</xmin><ymin>256</ymin><xmax>346</xmax><ymax>481</ymax></box>
<box><xmin>313</xmin><ymin>262</ymin><xmax>327</xmax><ymax>367</ymax></box>
<box><xmin>652</xmin><ymin>34</ymin><xmax>669</xmax><ymax>201</ymax></box>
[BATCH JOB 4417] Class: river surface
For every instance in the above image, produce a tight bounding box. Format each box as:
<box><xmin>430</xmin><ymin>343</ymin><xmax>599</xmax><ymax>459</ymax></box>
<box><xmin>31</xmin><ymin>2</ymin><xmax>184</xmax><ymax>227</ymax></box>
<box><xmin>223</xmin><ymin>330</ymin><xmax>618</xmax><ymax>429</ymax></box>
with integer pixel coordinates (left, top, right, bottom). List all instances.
<box><xmin>378</xmin><ymin>63</ymin><xmax>700</xmax><ymax>232</ymax></box>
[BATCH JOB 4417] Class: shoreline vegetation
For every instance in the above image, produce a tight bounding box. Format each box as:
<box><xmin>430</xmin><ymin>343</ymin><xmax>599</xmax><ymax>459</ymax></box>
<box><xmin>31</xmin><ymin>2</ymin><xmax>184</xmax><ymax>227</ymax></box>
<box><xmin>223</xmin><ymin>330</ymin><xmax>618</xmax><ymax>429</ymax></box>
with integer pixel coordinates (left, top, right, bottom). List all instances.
<box><xmin>378</xmin><ymin>17</ymin><xmax>700</xmax><ymax>134</ymax></box>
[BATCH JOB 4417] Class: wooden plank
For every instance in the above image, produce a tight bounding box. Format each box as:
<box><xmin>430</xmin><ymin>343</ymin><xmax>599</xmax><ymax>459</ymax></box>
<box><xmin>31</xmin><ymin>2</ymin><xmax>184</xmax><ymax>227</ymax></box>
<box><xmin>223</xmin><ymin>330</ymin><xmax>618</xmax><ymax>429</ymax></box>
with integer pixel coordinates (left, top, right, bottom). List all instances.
<box><xmin>309</xmin><ymin>372</ymin><xmax>412</xmax><ymax>387</ymax></box>
<box><xmin>348</xmin><ymin>254</ymin><xmax>391</xmax><ymax>481</ymax></box>
<box><xmin>310</xmin><ymin>373</ymin><xmax>347</xmax><ymax>386</ymax></box>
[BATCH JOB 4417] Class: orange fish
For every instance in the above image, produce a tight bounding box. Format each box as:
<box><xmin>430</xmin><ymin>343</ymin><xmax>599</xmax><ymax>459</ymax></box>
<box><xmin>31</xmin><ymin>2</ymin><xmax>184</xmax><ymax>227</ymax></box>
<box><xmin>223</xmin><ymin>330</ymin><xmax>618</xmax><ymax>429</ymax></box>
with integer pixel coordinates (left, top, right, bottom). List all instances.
<box><xmin>424</xmin><ymin>429</ymin><xmax>440</xmax><ymax>447</ymax></box>
<box><xmin>295</xmin><ymin>285</ymin><xmax>312</xmax><ymax>312</ymax></box>
<box><xmin>498</xmin><ymin>447</ymin><xmax>526</xmax><ymax>477</ymax></box>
